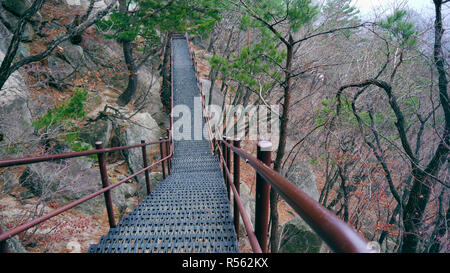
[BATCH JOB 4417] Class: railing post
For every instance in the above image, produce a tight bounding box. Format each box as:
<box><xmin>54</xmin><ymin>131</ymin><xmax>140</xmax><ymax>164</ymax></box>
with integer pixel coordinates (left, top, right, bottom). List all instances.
<box><xmin>233</xmin><ymin>138</ymin><xmax>241</xmax><ymax>239</ymax></box>
<box><xmin>226</xmin><ymin>137</ymin><xmax>232</xmax><ymax>201</ymax></box>
<box><xmin>159</xmin><ymin>137</ymin><xmax>166</xmax><ymax>179</ymax></box>
<box><xmin>141</xmin><ymin>140</ymin><xmax>151</xmax><ymax>196</ymax></box>
<box><xmin>96</xmin><ymin>142</ymin><xmax>116</xmax><ymax>228</ymax></box>
<box><xmin>165</xmin><ymin>136</ymin><xmax>170</xmax><ymax>175</ymax></box>
<box><xmin>222</xmin><ymin>137</ymin><xmax>228</xmax><ymax>191</ymax></box>
<box><xmin>254</xmin><ymin>141</ymin><xmax>272</xmax><ymax>253</ymax></box>
<box><xmin>166</xmin><ymin>128</ymin><xmax>172</xmax><ymax>172</ymax></box>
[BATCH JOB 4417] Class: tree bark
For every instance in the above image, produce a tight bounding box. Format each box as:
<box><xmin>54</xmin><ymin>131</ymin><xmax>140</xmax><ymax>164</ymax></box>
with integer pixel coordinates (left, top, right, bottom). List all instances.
<box><xmin>0</xmin><ymin>0</ymin><xmax>117</xmax><ymax>91</ymax></box>
<box><xmin>270</xmin><ymin>35</ymin><xmax>294</xmax><ymax>253</ymax></box>
<box><xmin>0</xmin><ymin>0</ymin><xmax>45</xmax><ymax>90</ymax></box>
<box><xmin>160</xmin><ymin>31</ymin><xmax>172</xmax><ymax>109</ymax></box>
<box><xmin>117</xmin><ymin>0</ymin><xmax>138</xmax><ymax>106</ymax></box>
<box><xmin>401</xmin><ymin>0</ymin><xmax>450</xmax><ymax>253</ymax></box>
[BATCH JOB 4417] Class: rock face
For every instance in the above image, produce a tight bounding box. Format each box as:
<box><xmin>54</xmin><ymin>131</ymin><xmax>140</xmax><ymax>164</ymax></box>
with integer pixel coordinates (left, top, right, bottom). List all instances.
<box><xmin>0</xmin><ymin>0</ymin><xmax>37</xmax><ymax>42</ymax></box>
<box><xmin>18</xmin><ymin>158</ymin><xmax>99</xmax><ymax>201</ymax></box>
<box><xmin>0</xmin><ymin>51</ymin><xmax>33</xmax><ymax>153</ymax></box>
<box><xmin>1</xmin><ymin>0</ymin><xmax>33</xmax><ymax>16</ymax></box>
<box><xmin>278</xmin><ymin>162</ymin><xmax>324</xmax><ymax>253</ymax></box>
<box><xmin>137</xmin><ymin>65</ymin><xmax>167</xmax><ymax>127</ymax></box>
<box><xmin>278</xmin><ymin>217</ymin><xmax>323</xmax><ymax>253</ymax></box>
<box><xmin>0</xmin><ymin>225</ymin><xmax>28</xmax><ymax>253</ymax></box>
<box><xmin>285</xmin><ymin>162</ymin><xmax>319</xmax><ymax>201</ymax></box>
<box><xmin>116</xmin><ymin>112</ymin><xmax>163</xmax><ymax>185</ymax></box>
<box><xmin>79</xmin><ymin>118</ymin><xmax>112</xmax><ymax>147</ymax></box>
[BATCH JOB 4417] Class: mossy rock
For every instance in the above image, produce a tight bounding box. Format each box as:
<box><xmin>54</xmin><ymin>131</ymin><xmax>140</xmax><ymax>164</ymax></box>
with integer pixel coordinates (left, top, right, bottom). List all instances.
<box><xmin>279</xmin><ymin>217</ymin><xmax>323</xmax><ymax>253</ymax></box>
<box><xmin>1</xmin><ymin>0</ymin><xmax>33</xmax><ymax>16</ymax></box>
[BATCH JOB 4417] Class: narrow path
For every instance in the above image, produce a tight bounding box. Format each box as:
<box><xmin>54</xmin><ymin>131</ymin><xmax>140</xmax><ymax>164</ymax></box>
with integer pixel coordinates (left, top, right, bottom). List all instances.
<box><xmin>88</xmin><ymin>37</ymin><xmax>238</xmax><ymax>253</ymax></box>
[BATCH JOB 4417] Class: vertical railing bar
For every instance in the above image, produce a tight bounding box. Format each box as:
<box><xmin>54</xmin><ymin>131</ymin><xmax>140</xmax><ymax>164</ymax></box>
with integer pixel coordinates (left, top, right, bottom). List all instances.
<box><xmin>141</xmin><ymin>139</ymin><xmax>151</xmax><ymax>196</ymax></box>
<box><xmin>159</xmin><ymin>137</ymin><xmax>166</xmax><ymax>179</ymax></box>
<box><xmin>96</xmin><ymin>141</ymin><xmax>116</xmax><ymax>228</ymax></box>
<box><xmin>226</xmin><ymin>137</ymin><xmax>232</xmax><ymax>201</ymax></box>
<box><xmin>165</xmin><ymin>136</ymin><xmax>170</xmax><ymax>175</ymax></box>
<box><xmin>222</xmin><ymin>136</ymin><xmax>227</xmax><ymax>191</ymax></box>
<box><xmin>254</xmin><ymin>141</ymin><xmax>272</xmax><ymax>253</ymax></box>
<box><xmin>166</xmin><ymin>128</ymin><xmax>172</xmax><ymax>171</ymax></box>
<box><xmin>233</xmin><ymin>138</ymin><xmax>241</xmax><ymax>240</ymax></box>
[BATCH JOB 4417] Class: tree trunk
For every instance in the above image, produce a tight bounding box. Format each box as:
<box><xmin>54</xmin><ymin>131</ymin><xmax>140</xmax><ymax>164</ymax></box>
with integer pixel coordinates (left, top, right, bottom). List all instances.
<box><xmin>427</xmin><ymin>190</ymin><xmax>449</xmax><ymax>253</ymax></box>
<box><xmin>117</xmin><ymin>0</ymin><xmax>137</xmax><ymax>106</ymax></box>
<box><xmin>401</xmin><ymin>0</ymin><xmax>450</xmax><ymax>253</ymax></box>
<box><xmin>0</xmin><ymin>0</ymin><xmax>44</xmax><ymax>90</ymax></box>
<box><xmin>270</xmin><ymin>36</ymin><xmax>293</xmax><ymax>253</ymax></box>
<box><xmin>160</xmin><ymin>31</ymin><xmax>173</xmax><ymax>109</ymax></box>
<box><xmin>118</xmin><ymin>40</ymin><xmax>138</xmax><ymax>106</ymax></box>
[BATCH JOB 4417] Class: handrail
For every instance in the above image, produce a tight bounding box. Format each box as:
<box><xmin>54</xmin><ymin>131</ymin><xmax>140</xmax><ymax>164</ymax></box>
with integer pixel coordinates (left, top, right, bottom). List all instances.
<box><xmin>0</xmin><ymin>35</ymin><xmax>179</xmax><ymax>251</ymax></box>
<box><xmin>0</xmin><ymin>152</ymin><xmax>172</xmax><ymax>243</ymax></box>
<box><xmin>0</xmin><ymin>140</ymin><xmax>169</xmax><ymax>168</ymax></box>
<box><xmin>216</xmin><ymin>143</ymin><xmax>262</xmax><ymax>253</ymax></box>
<box><xmin>185</xmin><ymin>34</ymin><xmax>371</xmax><ymax>253</ymax></box>
<box><xmin>219</xmin><ymin>139</ymin><xmax>371</xmax><ymax>253</ymax></box>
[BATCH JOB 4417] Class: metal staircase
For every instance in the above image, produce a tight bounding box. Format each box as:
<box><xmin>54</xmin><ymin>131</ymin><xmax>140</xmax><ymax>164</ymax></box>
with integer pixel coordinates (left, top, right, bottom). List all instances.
<box><xmin>88</xmin><ymin>37</ymin><xmax>238</xmax><ymax>253</ymax></box>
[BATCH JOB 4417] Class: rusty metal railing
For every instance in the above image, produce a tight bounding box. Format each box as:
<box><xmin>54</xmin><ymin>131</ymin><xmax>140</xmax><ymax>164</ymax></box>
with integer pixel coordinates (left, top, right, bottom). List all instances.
<box><xmin>185</xmin><ymin>34</ymin><xmax>372</xmax><ymax>253</ymax></box>
<box><xmin>0</xmin><ymin>35</ymin><xmax>178</xmax><ymax>252</ymax></box>
<box><xmin>0</xmin><ymin>136</ymin><xmax>173</xmax><ymax>251</ymax></box>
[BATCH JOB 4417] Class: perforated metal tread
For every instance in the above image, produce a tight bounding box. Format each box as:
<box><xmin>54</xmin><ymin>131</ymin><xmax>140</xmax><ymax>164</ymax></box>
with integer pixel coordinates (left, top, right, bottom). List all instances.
<box><xmin>89</xmin><ymin>37</ymin><xmax>238</xmax><ymax>253</ymax></box>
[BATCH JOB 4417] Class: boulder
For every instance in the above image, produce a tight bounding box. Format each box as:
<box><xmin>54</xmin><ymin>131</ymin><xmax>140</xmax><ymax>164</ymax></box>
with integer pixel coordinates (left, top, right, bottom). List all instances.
<box><xmin>278</xmin><ymin>217</ymin><xmax>323</xmax><ymax>253</ymax></box>
<box><xmin>0</xmin><ymin>19</ymin><xmax>30</xmax><ymax>59</ymax></box>
<box><xmin>0</xmin><ymin>50</ymin><xmax>33</xmax><ymax>153</ymax></box>
<box><xmin>136</xmin><ymin>172</ymin><xmax>163</xmax><ymax>199</ymax></box>
<box><xmin>136</xmin><ymin>65</ymin><xmax>167</xmax><ymax>127</ymax></box>
<box><xmin>0</xmin><ymin>3</ymin><xmax>35</xmax><ymax>42</ymax></box>
<box><xmin>79</xmin><ymin>118</ymin><xmax>113</xmax><ymax>147</ymax></box>
<box><xmin>114</xmin><ymin>112</ymin><xmax>163</xmax><ymax>185</ymax></box>
<box><xmin>18</xmin><ymin>158</ymin><xmax>99</xmax><ymax>201</ymax></box>
<box><xmin>57</xmin><ymin>41</ymin><xmax>83</xmax><ymax>66</ymax></box>
<box><xmin>0</xmin><ymin>225</ymin><xmax>27</xmax><ymax>253</ymax></box>
<box><xmin>0</xmin><ymin>170</ymin><xmax>19</xmax><ymax>194</ymax></box>
<box><xmin>285</xmin><ymin>162</ymin><xmax>319</xmax><ymax>201</ymax></box>
<box><xmin>47</xmin><ymin>56</ymin><xmax>75</xmax><ymax>87</ymax></box>
<box><xmin>64</xmin><ymin>0</ymin><xmax>107</xmax><ymax>10</ymax></box>
<box><xmin>278</xmin><ymin>162</ymin><xmax>323</xmax><ymax>252</ymax></box>
<box><xmin>1</xmin><ymin>0</ymin><xmax>33</xmax><ymax>16</ymax></box>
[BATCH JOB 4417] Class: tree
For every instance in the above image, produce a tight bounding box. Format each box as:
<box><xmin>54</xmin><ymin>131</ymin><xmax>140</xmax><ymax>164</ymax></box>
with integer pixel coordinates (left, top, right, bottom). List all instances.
<box><xmin>97</xmin><ymin>0</ymin><xmax>222</xmax><ymax>106</ymax></box>
<box><xmin>336</xmin><ymin>6</ymin><xmax>449</xmax><ymax>252</ymax></box>
<box><xmin>0</xmin><ymin>0</ymin><xmax>118</xmax><ymax>92</ymax></box>
<box><xmin>211</xmin><ymin>0</ymin><xmax>364</xmax><ymax>252</ymax></box>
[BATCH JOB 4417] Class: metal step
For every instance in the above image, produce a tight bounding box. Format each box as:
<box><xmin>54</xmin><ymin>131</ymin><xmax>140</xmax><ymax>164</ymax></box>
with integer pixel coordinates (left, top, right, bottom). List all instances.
<box><xmin>89</xmin><ymin>37</ymin><xmax>238</xmax><ymax>253</ymax></box>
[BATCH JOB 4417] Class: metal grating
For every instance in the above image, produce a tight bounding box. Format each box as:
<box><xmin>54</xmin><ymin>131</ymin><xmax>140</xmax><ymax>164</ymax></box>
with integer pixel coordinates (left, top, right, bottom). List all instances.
<box><xmin>89</xmin><ymin>37</ymin><xmax>238</xmax><ymax>253</ymax></box>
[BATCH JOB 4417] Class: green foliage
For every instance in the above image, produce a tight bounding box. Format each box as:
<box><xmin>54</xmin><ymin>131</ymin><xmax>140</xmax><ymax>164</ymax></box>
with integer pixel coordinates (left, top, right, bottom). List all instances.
<box><xmin>33</xmin><ymin>88</ymin><xmax>88</xmax><ymax>131</ymax></box>
<box><xmin>97</xmin><ymin>0</ymin><xmax>223</xmax><ymax>45</ymax></box>
<box><xmin>322</xmin><ymin>0</ymin><xmax>360</xmax><ymax>34</ymax></box>
<box><xmin>379</xmin><ymin>10</ymin><xmax>418</xmax><ymax>48</ymax></box>
<box><xmin>33</xmin><ymin>88</ymin><xmax>93</xmax><ymax>156</ymax></box>
<box><xmin>210</xmin><ymin>0</ymin><xmax>323</xmax><ymax>98</ymax></box>
<box><xmin>209</xmin><ymin>29</ymin><xmax>284</xmax><ymax>93</ymax></box>
<box><xmin>315</xmin><ymin>97</ymin><xmax>389</xmax><ymax>127</ymax></box>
